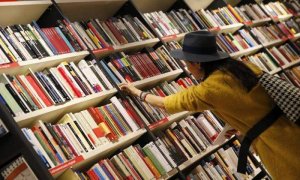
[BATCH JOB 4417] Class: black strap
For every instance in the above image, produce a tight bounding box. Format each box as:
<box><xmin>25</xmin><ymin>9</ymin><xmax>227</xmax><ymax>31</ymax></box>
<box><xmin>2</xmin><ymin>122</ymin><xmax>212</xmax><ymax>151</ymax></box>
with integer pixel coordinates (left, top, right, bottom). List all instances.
<box><xmin>237</xmin><ymin>106</ymin><xmax>282</xmax><ymax>174</ymax></box>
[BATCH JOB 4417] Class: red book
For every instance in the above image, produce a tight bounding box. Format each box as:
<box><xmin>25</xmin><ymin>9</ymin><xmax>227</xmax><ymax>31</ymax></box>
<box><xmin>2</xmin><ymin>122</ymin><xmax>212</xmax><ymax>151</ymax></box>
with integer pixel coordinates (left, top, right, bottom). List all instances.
<box><xmin>51</xmin><ymin>28</ymin><xmax>71</xmax><ymax>54</ymax></box>
<box><xmin>122</xmin><ymin>99</ymin><xmax>144</xmax><ymax>128</ymax></box>
<box><xmin>25</xmin><ymin>74</ymin><xmax>53</xmax><ymax>107</ymax></box>
<box><xmin>135</xmin><ymin>54</ymin><xmax>153</xmax><ymax>77</ymax></box>
<box><xmin>57</xmin><ymin>65</ymin><xmax>82</xmax><ymax>98</ymax></box>
<box><xmin>105</xmin><ymin>20</ymin><xmax>127</xmax><ymax>45</ymax></box>
<box><xmin>112</xmin><ymin>59</ymin><xmax>133</xmax><ymax>82</ymax></box>
<box><xmin>87</xmin><ymin>22</ymin><xmax>109</xmax><ymax>48</ymax></box>
<box><xmin>86</xmin><ymin>169</ymin><xmax>98</xmax><ymax>180</ymax></box>
<box><xmin>278</xmin><ymin>48</ymin><xmax>293</xmax><ymax>62</ymax></box>
<box><xmin>141</xmin><ymin>54</ymin><xmax>161</xmax><ymax>75</ymax></box>
<box><xmin>87</xmin><ymin>107</ymin><xmax>117</xmax><ymax>141</ymax></box>
<box><xmin>155</xmin><ymin>87</ymin><xmax>167</xmax><ymax>97</ymax></box>
<box><xmin>118</xmin><ymin>153</ymin><xmax>142</xmax><ymax>180</ymax></box>
<box><xmin>269</xmin><ymin>49</ymin><xmax>285</xmax><ymax>66</ymax></box>
<box><xmin>42</xmin><ymin>28</ymin><xmax>63</xmax><ymax>54</ymax></box>
<box><xmin>63</xmin><ymin>19</ymin><xmax>87</xmax><ymax>50</ymax></box>
<box><xmin>103</xmin><ymin>105</ymin><xmax>125</xmax><ymax>136</ymax></box>
<box><xmin>128</xmin><ymin>55</ymin><xmax>147</xmax><ymax>79</ymax></box>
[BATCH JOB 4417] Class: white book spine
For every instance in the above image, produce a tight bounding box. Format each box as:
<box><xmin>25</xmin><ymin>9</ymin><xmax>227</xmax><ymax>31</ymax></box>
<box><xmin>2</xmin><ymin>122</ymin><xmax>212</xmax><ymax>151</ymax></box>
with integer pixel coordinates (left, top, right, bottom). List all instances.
<box><xmin>148</xmin><ymin>142</ymin><xmax>173</xmax><ymax>172</ymax></box>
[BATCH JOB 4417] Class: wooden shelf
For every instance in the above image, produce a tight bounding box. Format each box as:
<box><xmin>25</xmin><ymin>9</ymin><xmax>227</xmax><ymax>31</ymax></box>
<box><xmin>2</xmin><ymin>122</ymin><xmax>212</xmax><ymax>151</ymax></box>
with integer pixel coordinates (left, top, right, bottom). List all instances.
<box><xmin>51</xmin><ymin>129</ymin><xmax>147</xmax><ymax>177</ymax></box>
<box><xmin>271</xmin><ymin>14</ymin><xmax>293</xmax><ymax>22</ymax></box>
<box><xmin>131</xmin><ymin>0</ymin><xmax>176</xmax><ymax>13</ymax></box>
<box><xmin>150</xmin><ymin>111</ymin><xmax>191</xmax><ymax>131</ymax></box>
<box><xmin>0</xmin><ymin>51</ymin><xmax>89</xmax><ymax>75</ymax></box>
<box><xmin>291</xmin><ymin>33</ymin><xmax>300</xmax><ymax>42</ymax></box>
<box><xmin>230</xmin><ymin>45</ymin><xmax>263</xmax><ymax>59</ymax></box>
<box><xmin>0</xmin><ymin>1</ymin><xmax>51</xmax><ymax>26</ymax></box>
<box><xmin>282</xmin><ymin>59</ymin><xmax>300</xmax><ymax>69</ymax></box>
<box><xmin>209</xmin><ymin>23</ymin><xmax>244</xmax><ymax>34</ymax></box>
<box><xmin>244</xmin><ymin>18</ymin><xmax>271</xmax><ymax>27</ymax></box>
<box><xmin>56</xmin><ymin>0</ymin><xmax>127</xmax><ymax>21</ymax></box>
<box><xmin>184</xmin><ymin>0</ymin><xmax>212</xmax><ymax>12</ymax></box>
<box><xmin>269</xmin><ymin>67</ymin><xmax>282</xmax><ymax>75</ymax></box>
<box><xmin>15</xmin><ymin>89</ymin><xmax>117</xmax><ymax>127</ymax></box>
<box><xmin>131</xmin><ymin>69</ymin><xmax>183</xmax><ymax>89</ymax></box>
<box><xmin>161</xmin><ymin>33</ymin><xmax>187</xmax><ymax>42</ymax></box>
<box><xmin>262</xmin><ymin>39</ymin><xmax>284</xmax><ymax>48</ymax></box>
<box><xmin>178</xmin><ymin>139</ymin><xmax>231</xmax><ymax>171</ymax></box>
<box><xmin>93</xmin><ymin>39</ymin><xmax>160</xmax><ymax>58</ymax></box>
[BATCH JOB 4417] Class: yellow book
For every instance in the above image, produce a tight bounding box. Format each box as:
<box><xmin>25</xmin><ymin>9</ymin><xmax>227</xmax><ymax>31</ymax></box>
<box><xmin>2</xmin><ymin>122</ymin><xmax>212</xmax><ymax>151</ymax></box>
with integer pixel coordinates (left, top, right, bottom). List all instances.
<box><xmin>85</xmin><ymin>29</ymin><xmax>102</xmax><ymax>49</ymax></box>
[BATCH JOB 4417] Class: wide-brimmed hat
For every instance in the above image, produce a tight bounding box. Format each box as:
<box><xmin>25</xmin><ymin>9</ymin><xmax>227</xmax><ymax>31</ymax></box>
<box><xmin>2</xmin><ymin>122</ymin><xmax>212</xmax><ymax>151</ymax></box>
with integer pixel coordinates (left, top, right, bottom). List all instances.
<box><xmin>170</xmin><ymin>31</ymin><xmax>230</xmax><ymax>62</ymax></box>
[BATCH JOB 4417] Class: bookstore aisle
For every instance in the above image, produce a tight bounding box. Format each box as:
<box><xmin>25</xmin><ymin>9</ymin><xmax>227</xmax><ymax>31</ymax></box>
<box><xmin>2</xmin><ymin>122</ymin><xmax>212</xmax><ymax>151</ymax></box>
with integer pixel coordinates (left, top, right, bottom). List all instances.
<box><xmin>0</xmin><ymin>0</ymin><xmax>299</xmax><ymax>179</ymax></box>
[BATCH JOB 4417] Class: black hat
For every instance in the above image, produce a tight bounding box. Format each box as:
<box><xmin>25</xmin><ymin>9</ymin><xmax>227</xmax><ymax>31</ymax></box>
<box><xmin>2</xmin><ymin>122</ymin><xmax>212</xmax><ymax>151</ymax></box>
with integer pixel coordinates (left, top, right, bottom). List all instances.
<box><xmin>170</xmin><ymin>31</ymin><xmax>230</xmax><ymax>62</ymax></box>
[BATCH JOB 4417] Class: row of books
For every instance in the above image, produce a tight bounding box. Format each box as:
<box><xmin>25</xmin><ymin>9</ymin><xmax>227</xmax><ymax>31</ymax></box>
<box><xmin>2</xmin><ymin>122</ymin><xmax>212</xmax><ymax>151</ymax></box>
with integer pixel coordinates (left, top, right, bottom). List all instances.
<box><xmin>143</xmin><ymin>9</ymin><xmax>201</xmax><ymax>37</ymax></box>
<box><xmin>21</xmin><ymin>96</ymin><xmax>142</xmax><ymax>169</ymax></box>
<box><xmin>100</xmin><ymin>47</ymin><xmax>180</xmax><ymax>84</ymax></box>
<box><xmin>216</xmin><ymin>29</ymin><xmax>259</xmax><ymax>54</ymax></box>
<box><xmin>279</xmin><ymin>66</ymin><xmax>300</xmax><ymax>87</ymax></box>
<box><xmin>187</xmin><ymin>140</ymin><xmax>260</xmax><ymax>180</ymax></box>
<box><xmin>56</xmin><ymin>112</ymin><xmax>226</xmax><ymax>180</ymax></box>
<box><xmin>240</xmin><ymin>43</ymin><xmax>300</xmax><ymax>73</ymax></box>
<box><xmin>233</xmin><ymin>3</ymin><xmax>269</xmax><ymax>22</ymax></box>
<box><xmin>261</xmin><ymin>1</ymin><xmax>293</xmax><ymax>17</ymax></box>
<box><xmin>130</xmin><ymin>78</ymin><xmax>194</xmax><ymax>125</ymax></box>
<box><xmin>196</xmin><ymin>5</ymin><xmax>243</xmax><ymax>29</ymax></box>
<box><xmin>0</xmin><ymin>21</ymin><xmax>86</xmax><ymax>65</ymax></box>
<box><xmin>0</xmin><ymin>59</ymin><xmax>115</xmax><ymax>117</ymax></box>
<box><xmin>284</xmin><ymin>0</ymin><xmax>300</xmax><ymax>14</ymax></box>
<box><xmin>281</xmin><ymin>18</ymin><xmax>300</xmax><ymax>36</ymax></box>
<box><xmin>71</xmin><ymin>15</ymin><xmax>155</xmax><ymax>50</ymax></box>
<box><xmin>251</xmin><ymin>24</ymin><xmax>287</xmax><ymax>44</ymax></box>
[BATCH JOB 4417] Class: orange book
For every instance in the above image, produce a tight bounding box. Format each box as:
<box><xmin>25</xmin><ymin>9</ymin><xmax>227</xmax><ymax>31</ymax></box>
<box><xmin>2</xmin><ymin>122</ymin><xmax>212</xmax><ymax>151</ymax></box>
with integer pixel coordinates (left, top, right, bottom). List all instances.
<box><xmin>227</xmin><ymin>5</ymin><xmax>244</xmax><ymax>23</ymax></box>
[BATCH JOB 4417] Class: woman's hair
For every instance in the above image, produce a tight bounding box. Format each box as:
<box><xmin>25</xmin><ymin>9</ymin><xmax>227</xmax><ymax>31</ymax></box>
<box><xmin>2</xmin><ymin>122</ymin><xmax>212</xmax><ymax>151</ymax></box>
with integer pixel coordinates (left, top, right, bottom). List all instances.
<box><xmin>200</xmin><ymin>58</ymin><xmax>258</xmax><ymax>91</ymax></box>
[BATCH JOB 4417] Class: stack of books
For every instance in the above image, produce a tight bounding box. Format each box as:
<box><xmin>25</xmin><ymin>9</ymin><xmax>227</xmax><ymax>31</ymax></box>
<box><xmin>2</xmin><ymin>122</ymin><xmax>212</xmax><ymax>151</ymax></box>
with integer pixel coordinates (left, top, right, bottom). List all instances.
<box><xmin>143</xmin><ymin>9</ymin><xmax>201</xmax><ymax>37</ymax></box>
<box><xmin>0</xmin><ymin>21</ymin><xmax>86</xmax><ymax>65</ymax></box>
<box><xmin>100</xmin><ymin>47</ymin><xmax>180</xmax><ymax>84</ymax></box>
<box><xmin>240</xmin><ymin>52</ymin><xmax>280</xmax><ymax>73</ymax></box>
<box><xmin>0</xmin><ymin>59</ymin><xmax>114</xmax><ymax>117</ymax></box>
<box><xmin>277</xmin><ymin>21</ymin><xmax>299</xmax><ymax>38</ymax></box>
<box><xmin>195</xmin><ymin>5</ymin><xmax>243</xmax><ymax>29</ymax></box>
<box><xmin>233</xmin><ymin>3</ymin><xmax>269</xmax><ymax>22</ymax></box>
<box><xmin>128</xmin><ymin>78</ymin><xmax>194</xmax><ymax>126</ymax></box>
<box><xmin>250</xmin><ymin>24</ymin><xmax>286</xmax><ymax>44</ymax></box>
<box><xmin>187</xmin><ymin>140</ymin><xmax>260</xmax><ymax>180</ymax></box>
<box><xmin>216</xmin><ymin>29</ymin><xmax>259</xmax><ymax>54</ymax></box>
<box><xmin>284</xmin><ymin>0</ymin><xmax>300</xmax><ymax>15</ymax></box>
<box><xmin>280</xmin><ymin>69</ymin><xmax>300</xmax><ymax>87</ymax></box>
<box><xmin>267</xmin><ymin>43</ymin><xmax>300</xmax><ymax>67</ymax></box>
<box><xmin>260</xmin><ymin>1</ymin><xmax>292</xmax><ymax>17</ymax></box>
<box><xmin>72</xmin><ymin>15</ymin><xmax>155</xmax><ymax>50</ymax></box>
<box><xmin>22</xmin><ymin>96</ymin><xmax>141</xmax><ymax>169</ymax></box>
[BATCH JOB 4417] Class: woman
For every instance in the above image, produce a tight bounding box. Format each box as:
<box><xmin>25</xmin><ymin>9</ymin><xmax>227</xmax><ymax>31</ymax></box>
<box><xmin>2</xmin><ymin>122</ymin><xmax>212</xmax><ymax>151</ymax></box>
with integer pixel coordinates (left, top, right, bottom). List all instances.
<box><xmin>120</xmin><ymin>31</ymin><xmax>300</xmax><ymax>179</ymax></box>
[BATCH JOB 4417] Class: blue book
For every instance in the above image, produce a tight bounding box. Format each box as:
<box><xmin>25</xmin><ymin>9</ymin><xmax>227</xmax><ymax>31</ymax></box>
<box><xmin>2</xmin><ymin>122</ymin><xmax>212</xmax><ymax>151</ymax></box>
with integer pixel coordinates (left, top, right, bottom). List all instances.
<box><xmin>100</xmin><ymin>163</ymin><xmax>114</xmax><ymax>180</ymax></box>
<box><xmin>218</xmin><ymin>34</ymin><xmax>235</xmax><ymax>53</ymax></box>
<box><xmin>99</xmin><ymin>60</ymin><xmax>120</xmax><ymax>84</ymax></box>
<box><xmin>55</xmin><ymin>27</ymin><xmax>75</xmax><ymax>53</ymax></box>
<box><xmin>31</xmin><ymin>21</ymin><xmax>58</xmax><ymax>55</ymax></box>
<box><xmin>92</xmin><ymin>165</ymin><xmax>105</xmax><ymax>180</ymax></box>
<box><xmin>239</xmin><ymin>30</ymin><xmax>256</xmax><ymax>47</ymax></box>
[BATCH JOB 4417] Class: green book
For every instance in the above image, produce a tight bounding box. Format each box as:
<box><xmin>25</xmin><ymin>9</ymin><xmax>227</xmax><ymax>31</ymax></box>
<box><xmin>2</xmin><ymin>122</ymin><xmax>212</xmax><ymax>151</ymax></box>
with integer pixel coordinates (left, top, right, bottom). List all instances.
<box><xmin>143</xmin><ymin>145</ymin><xmax>166</xmax><ymax>175</ymax></box>
<box><xmin>0</xmin><ymin>83</ymin><xmax>23</xmax><ymax>116</ymax></box>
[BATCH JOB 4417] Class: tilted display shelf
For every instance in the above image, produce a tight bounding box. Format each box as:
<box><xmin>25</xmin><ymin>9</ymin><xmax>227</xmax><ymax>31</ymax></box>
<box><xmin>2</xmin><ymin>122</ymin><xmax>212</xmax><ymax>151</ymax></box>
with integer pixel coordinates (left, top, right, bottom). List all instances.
<box><xmin>271</xmin><ymin>14</ymin><xmax>293</xmax><ymax>22</ymax></box>
<box><xmin>244</xmin><ymin>18</ymin><xmax>271</xmax><ymax>27</ymax></box>
<box><xmin>161</xmin><ymin>33</ymin><xmax>187</xmax><ymax>43</ymax></box>
<box><xmin>0</xmin><ymin>51</ymin><xmax>89</xmax><ymax>75</ymax></box>
<box><xmin>230</xmin><ymin>45</ymin><xmax>263</xmax><ymax>59</ymax></box>
<box><xmin>0</xmin><ymin>0</ymin><xmax>51</xmax><ymax>26</ymax></box>
<box><xmin>262</xmin><ymin>39</ymin><xmax>284</xmax><ymax>48</ymax></box>
<box><xmin>282</xmin><ymin>59</ymin><xmax>300</xmax><ymax>70</ymax></box>
<box><xmin>14</xmin><ymin>88</ymin><xmax>117</xmax><ymax>127</ymax></box>
<box><xmin>210</xmin><ymin>23</ymin><xmax>244</xmax><ymax>34</ymax></box>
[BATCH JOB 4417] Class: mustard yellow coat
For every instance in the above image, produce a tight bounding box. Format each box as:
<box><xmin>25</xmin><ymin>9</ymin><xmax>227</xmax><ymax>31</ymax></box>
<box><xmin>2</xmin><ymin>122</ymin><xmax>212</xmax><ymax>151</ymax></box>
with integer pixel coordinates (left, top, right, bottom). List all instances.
<box><xmin>164</xmin><ymin>64</ymin><xmax>300</xmax><ymax>180</ymax></box>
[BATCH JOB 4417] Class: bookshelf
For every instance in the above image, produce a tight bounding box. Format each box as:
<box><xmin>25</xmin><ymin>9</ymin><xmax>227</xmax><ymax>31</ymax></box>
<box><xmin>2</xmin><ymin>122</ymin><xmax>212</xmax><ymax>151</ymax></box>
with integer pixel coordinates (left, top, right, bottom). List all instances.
<box><xmin>0</xmin><ymin>0</ymin><xmax>297</xmax><ymax>179</ymax></box>
<box><xmin>14</xmin><ymin>88</ymin><xmax>117</xmax><ymax>127</ymax></box>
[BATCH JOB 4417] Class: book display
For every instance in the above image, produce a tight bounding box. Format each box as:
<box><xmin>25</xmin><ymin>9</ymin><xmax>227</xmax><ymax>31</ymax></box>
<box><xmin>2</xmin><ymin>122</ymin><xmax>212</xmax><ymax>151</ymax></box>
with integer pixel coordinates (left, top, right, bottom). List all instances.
<box><xmin>0</xmin><ymin>0</ymin><xmax>299</xmax><ymax>179</ymax></box>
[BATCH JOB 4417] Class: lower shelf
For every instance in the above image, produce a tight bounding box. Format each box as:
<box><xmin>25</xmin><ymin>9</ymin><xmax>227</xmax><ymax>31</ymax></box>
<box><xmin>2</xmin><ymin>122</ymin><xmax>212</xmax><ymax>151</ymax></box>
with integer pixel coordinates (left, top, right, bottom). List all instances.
<box><xmin>230</xmin><ymin>45</ymin><xmax>263</xmax><ymax>59</ymax></box>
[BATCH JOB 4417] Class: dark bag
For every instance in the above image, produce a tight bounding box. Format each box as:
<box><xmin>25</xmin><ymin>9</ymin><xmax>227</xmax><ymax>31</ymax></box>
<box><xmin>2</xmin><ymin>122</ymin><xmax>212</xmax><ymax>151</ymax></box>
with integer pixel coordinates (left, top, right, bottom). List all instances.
<box><xmin>237</xmin><ymin>73</ymin><xmax>300</xmax><ymax>174</ymax></box>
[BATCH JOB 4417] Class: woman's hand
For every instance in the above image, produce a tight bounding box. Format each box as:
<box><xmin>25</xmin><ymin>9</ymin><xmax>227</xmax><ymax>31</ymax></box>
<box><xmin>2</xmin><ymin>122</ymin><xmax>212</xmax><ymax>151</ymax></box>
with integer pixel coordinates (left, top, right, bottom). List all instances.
<box><xmin>119</xmin><ymin>83</ymin><xmax>141</xmax><ymax>97</ymax></box>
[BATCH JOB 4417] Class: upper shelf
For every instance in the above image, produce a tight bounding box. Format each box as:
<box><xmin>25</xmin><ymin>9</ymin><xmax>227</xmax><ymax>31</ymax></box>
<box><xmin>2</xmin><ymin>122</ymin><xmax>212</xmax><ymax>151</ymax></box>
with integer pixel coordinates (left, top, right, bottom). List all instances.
<box><xmin>271</xmin><ymin>14</ymin><xmax>293</xmax><ymax>22</ymax></box>
<box><xmin>55</xmin><ymin>0</ymin><xmax>127</xmax><ymax>21</ymax></box>
<box><xmin>131</xmin><ymin>0</ymin><xmax>176</xmax><ymax>13</ymax></box>
<box><xmin>209</xmin><ymin>23</ymin><xmax>244</xmax><ymax>34</ymax></box>
<box><xmin>0</xmin><ymin>1</ymin><xmax>51</xmax><ymax>26</ymax></box>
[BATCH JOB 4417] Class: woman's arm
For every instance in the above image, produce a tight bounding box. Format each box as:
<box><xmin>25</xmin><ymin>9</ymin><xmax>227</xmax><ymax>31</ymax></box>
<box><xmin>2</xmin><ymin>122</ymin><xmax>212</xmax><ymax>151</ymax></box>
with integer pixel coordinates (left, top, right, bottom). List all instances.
<box><xmin>119</xmin><ymin>83</ymin><xmax>166</xmax><ymax>109</ymax></box>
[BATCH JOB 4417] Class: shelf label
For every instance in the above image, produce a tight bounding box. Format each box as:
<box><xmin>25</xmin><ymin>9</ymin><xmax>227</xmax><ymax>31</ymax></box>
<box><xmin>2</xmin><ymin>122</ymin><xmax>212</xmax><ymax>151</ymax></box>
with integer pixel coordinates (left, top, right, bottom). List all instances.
<box><xmin>281</xmin><ymin>37</ymin><xmax>288</xmax><ymax>41</ymax></box>
<box><xmin>94</xmin><ymin>46</ymin><xmax>114</xmax><ymax>54</ymax></box>
<box><xmin>162</xmin><ymin>35</ymin><xmax>177</xmax><ymax>41</ymax></box>
<box><xmin>244</xmin><ymin>21</ymin><xmax>253</xmax><ymax>26</ymax></box>
<box><xmin>149</xmin><ymin>118</ymin><xmax>169</xmax><ymax>130</ymax></box>
<box><xmin>0</xmin><ymin>62</ymin><xmax>19</xmax><ymax>69</ymax></box>
<box><xmin>49</xmin><ymin>156</ymin><xmax>84</xmax><ymax>175</ymax></box>
<box><xmin>272</xmin><ymin>16</ymin><xmax>279</xmax><ymax>21</ymax></box>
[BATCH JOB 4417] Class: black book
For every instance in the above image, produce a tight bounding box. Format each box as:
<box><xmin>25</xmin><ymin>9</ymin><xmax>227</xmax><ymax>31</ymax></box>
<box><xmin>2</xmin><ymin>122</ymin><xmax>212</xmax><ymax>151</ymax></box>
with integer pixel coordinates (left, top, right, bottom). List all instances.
<box><xmin>132</xmin><ymin>96</ymin><xmax>156</xmax><ymax>124</ymax></box>
<box><xmin>43</xmin><ymin>69</ymin><xmax>71</xmax><ymax>101</ymax></box>
<box><xmin>0</xmin><ymin>40</ymin><xmax>13</xmax><ymax>62</ymax></box>
<box><xmin>22</xmin><ymin>25</ymin><xmax>49</xmax><ymax>57</ymax></box>
<box><xmin>34</xmin><ymin>72</ymin><xmax>59</xmax><ymax>104</ymax></box>
<box><xmin>66</xmin><ymin>122</ymin><xmax>88</xmax><ymax>153</ymax></box>
<box><xmin>0</xmin><ymin>94</ymin><xmax>15</xmax><ymax>117</ymax></box>
<box><xmin>69</xmin><ymin>63</ymin><xmax>92</xmax><ymax>95</ymax></box>
<box><xmin>87</xmin><ymin>61</ymin><xmax>109</xmax><ymax>90</ymax></box>
<box><xmin>8</xmin><ymin>26</ymin><xmax>37</xmax><ymax>59</ymax></box>
<box><xmin>57</xmin><ymin>20</ymin><xmax>82</xmax><ymax>52</ymax></box>
<box><xmin>123</xmin><ymin>15</ymin><xmax>146</xmax><ymax>40</ymax></box>
<box><xmin>90</xmin><ymin>19</ymin><xmax>113</xmax><ymax>46</ymax></box>
<box><xmin>95</xmin><ymin>59</ymin><xmax>119</xmax><ymax>85</ymax></box>
<box><xmin>5</xmin><ymin>83</ymin><xmax>29</xmax><ymax>113</ymax></box>
<box><xmin>15</xmin><ymin>25</ymin><xmax>42</xmax><ymax>58</ymax></box>
<box><xmin>72</xmin><ymin>120</ymin><xmax>95</xmax><ymax>150</ymax></box>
